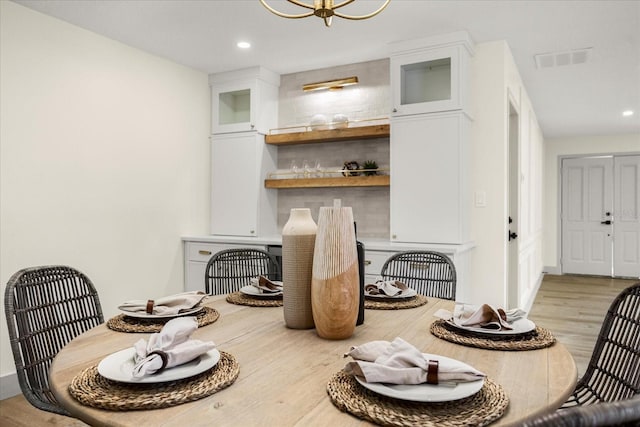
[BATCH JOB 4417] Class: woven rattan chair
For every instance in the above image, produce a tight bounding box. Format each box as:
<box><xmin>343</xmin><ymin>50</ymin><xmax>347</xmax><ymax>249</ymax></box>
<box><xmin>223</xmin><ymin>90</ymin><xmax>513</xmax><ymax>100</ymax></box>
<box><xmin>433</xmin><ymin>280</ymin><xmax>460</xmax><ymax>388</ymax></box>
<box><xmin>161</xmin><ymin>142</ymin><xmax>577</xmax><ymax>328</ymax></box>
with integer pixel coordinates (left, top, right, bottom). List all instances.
<box><xmin>562</xmin><ymin>282</ymin><xmax>640</xmax><ymax>407</ymax></box>
<box><xmin>4</xmin><ymin>265</ymin><xmax>104</xmax><ymax>416</ymax></box>
<box><xmin>522</xmin><ymin>395</ymin><xmax>640</xmax><ymax>426</ymax></box>
<box><xmin>379</xmin><ymin>251</ymin><xmax>456</xmax><ymax>300</ymax></box>
<box><xmin>204</xmin><ymin>248</ymin><xmax>281</xmax><ymax>295</ymax></box>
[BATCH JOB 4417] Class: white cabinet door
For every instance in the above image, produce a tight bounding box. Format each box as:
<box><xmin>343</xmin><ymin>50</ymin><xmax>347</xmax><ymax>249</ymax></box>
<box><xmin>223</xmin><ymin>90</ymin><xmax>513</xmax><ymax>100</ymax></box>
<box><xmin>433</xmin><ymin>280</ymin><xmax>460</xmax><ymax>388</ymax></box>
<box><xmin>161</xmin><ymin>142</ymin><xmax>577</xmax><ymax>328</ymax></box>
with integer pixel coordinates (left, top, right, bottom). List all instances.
<box><xmin>390</xmin><ymin>112</ymin><xmax>470</xmax><ymax>244</ymax></box>
<box><xmin>390</xmin><ymin>33</ymin><xmax>473</xmax><ymax>117</ymax></box>
<box><xmin>210</xmin><ymin>132</ymin><xmax>277</xmax><ymax>237</ymax></box>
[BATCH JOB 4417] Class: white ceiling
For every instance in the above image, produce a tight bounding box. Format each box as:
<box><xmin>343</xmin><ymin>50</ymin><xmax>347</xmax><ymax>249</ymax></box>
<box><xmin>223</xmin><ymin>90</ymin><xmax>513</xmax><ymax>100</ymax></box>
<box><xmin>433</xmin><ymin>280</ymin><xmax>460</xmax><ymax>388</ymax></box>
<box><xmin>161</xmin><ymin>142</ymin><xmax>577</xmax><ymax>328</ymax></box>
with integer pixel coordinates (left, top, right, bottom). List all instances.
<box><xmin>12</xmin><ymin>0</ymin><xmax>640</xmax><ymax>139</ymax></box>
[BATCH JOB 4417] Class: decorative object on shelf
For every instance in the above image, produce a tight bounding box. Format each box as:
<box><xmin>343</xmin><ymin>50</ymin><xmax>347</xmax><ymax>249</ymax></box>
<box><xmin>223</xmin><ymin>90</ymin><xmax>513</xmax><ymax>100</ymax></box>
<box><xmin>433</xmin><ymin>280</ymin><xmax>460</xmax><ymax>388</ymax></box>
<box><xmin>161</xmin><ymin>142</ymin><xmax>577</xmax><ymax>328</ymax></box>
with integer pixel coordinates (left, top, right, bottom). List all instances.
<box><xmin>342</xmin><ymin>161</ymin><xmax>360</xmax><ymax>176</ymax></box>
<box><xmin>361</xmin><ymin>160</ymin><xmax>379</xmax><ymax>176</ymax></box>
<box><xmin>259</xmin><ymin>0</ymin><xmax>390</xmax><ymax>27</ymax></box>
<box><xmin>304</xmin><ymin>77</ymin><xmax>358</xmax><ymax>92</ymax></box>
<box><xmin>282</xmin><ymin>208</ymin><xmax>318</xmax><ymax>329</ymax></box>
<box><xmin>331</xmin><ymin>113</ymin><xmax>349</xmax><ymax>129</ymax></box>
<box><xmin>311</xmin><ymin>200</ymin><xmax>359</xmax><ymax>339</ymax></box>
<box><xmin>310</xmin><ymin>114</ymin><xmax>329</xmax><ymax>130</ymax></box>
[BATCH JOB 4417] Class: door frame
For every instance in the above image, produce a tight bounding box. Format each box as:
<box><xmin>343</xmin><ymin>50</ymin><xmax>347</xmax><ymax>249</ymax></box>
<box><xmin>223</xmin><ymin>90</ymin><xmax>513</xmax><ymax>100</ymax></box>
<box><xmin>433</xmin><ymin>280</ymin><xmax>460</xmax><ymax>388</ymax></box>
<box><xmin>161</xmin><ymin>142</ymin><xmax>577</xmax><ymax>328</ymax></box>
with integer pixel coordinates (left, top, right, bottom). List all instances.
<box><xmin>507</xmin><ymin>93</ymin><xmax>520</xmax><ymax>308</ymax></box>
<box><xmin>557</xmin><ymin>151</ymin><xmax>640</xmax><ymax>276</ymax></box>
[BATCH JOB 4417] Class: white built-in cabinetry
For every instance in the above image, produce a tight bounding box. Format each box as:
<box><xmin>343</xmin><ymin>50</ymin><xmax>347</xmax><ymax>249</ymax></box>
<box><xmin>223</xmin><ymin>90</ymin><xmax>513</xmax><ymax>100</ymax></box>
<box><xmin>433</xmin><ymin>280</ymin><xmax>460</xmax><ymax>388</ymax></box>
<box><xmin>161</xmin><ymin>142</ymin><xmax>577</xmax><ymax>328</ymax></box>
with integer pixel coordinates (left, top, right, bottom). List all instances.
<box><xmin>209</xmin><ymin>67</ymin><xmax>280</xmax><ymax>237</ymax></box>
<box><xmin>389</xmin><ymin>32</ymin><xmax>474</xmax><ymax>245</ymax></box>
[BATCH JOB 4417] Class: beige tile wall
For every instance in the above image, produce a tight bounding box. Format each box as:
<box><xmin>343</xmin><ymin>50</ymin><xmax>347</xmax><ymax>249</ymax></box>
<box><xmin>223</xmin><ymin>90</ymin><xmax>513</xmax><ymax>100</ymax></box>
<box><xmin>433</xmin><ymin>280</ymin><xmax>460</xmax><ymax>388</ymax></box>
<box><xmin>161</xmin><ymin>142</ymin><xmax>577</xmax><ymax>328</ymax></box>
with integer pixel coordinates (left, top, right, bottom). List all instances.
<box><xmin>276</xmin><ymin>59</ymin><xmax>391</xmax><ymax>237</ymax></box>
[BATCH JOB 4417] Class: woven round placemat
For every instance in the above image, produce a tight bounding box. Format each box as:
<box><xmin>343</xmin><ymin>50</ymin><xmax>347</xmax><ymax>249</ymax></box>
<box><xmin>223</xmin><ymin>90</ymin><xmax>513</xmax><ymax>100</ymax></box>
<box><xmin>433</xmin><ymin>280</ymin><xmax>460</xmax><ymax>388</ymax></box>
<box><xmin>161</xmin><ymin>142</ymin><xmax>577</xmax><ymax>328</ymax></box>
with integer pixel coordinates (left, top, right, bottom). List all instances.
<box><xmin>430</xmin><ymin>319</ymin><xmax>556</xmax><ymax>351</ymax></box>
<box><xmin>364</xmin><ymin>294</ymin><xmax>428</xmax><ymax>310</ymax></box>
<box><xmin>226</xmin><ymin>291</ymin><xmax>283</xmax><ymax>307</ymax></box>
<box><xmin>327</xmin><ymin>370</ymin><xmax>508</xmax><ymax>427</ymax></box>
<box><xmin>69</xmin><ymin>351</ymin><xmax>239</xmax><ymax>411</ymax></box>
<box><xmin>106</xmin><ymin>307</ymin><xmax>220</xmax><ymax>333</ymax></box>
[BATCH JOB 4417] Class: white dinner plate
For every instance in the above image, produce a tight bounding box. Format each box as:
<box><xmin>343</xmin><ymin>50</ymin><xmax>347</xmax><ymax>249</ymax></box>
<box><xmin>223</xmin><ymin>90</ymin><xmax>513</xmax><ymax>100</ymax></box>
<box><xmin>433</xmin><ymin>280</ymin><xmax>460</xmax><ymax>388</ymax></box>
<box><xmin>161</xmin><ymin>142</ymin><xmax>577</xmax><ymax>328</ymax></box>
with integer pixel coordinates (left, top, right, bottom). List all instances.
<box><xmin>365</xmin><ymin>288</ymin><xmax>417</xmax><ymax>300</ymax></box>
<box><xmin>448</xmin><ymin>316</ymin><xmax>537</xmax><ymax>336</ymax></box>
<box><xmin>239</xmin><ymin>285</ymin><xmax>282</xmax><ymax>298</ymax></box>
<box><xmin>355</xmin><ymin>354</ymin><xmax>484</xmax><ymax>402</ymax></box>
<box><xmin>97</xmin><ymin>347</ymin><xmax>220</xmax><ymax>383</ymax></box>
<box><xmin>121</xmin><ymin>305</ymin><xmax>204</xmax><ymax>319</ymax></box>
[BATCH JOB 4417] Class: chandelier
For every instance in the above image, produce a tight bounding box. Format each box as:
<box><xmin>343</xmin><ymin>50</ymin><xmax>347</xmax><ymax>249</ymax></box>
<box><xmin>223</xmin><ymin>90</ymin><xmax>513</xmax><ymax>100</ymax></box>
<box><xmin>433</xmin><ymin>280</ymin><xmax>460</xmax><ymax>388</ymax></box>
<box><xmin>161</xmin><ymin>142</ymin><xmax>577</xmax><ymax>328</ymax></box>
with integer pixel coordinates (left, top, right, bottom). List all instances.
<box><xmin>259</xmin><ymin>0</ymin><xmax>391</xmax><ymax>27</ymax></box>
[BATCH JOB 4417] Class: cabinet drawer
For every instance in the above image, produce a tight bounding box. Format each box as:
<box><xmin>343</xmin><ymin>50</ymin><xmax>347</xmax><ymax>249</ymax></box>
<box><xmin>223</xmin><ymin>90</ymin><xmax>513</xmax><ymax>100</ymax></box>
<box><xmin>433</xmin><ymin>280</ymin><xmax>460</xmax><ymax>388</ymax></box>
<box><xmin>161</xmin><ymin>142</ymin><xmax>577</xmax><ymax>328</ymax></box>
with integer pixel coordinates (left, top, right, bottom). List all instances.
<box><xmin>363</xmin><ymin>250</ymin><xmax>394</xmax><ymax>280</ymax></box>
<box><xmin>187</xmin><ymin>242</ymin><xmax>267</xmax><ymax>263</ymax></box>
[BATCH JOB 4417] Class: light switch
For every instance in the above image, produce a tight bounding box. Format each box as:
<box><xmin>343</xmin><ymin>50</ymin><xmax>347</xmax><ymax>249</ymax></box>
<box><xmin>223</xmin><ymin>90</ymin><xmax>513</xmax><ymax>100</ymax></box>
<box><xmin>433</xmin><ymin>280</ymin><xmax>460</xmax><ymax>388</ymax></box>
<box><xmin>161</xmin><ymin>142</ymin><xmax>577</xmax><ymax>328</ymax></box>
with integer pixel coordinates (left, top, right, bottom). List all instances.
<box><xmin>475</xmin><ymin>191</ymin><xmax>487</xmax><ymax>207</ymax></box>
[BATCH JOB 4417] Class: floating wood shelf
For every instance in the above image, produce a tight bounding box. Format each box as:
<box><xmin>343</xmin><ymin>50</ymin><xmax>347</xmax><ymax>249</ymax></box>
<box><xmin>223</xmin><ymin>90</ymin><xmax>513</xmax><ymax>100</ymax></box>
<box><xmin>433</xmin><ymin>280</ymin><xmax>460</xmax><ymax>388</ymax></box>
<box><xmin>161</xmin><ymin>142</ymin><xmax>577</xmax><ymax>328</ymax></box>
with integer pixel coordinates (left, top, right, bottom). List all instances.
<box><xmin>265</xmin><ymin>124</ymin><xmax>390</xmax><ymax>146</ymax></box>
<box><xmin>265</xmin><ymin>175</ymin><xmax>390</xmax><ymax>189</ymax></box>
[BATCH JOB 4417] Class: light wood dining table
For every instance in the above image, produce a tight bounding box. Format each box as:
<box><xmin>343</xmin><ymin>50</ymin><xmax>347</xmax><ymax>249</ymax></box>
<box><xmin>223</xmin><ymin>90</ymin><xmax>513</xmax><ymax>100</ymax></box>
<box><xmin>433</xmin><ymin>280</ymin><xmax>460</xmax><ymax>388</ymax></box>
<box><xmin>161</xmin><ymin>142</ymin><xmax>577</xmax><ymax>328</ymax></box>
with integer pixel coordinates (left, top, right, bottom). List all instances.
<box><xmin>50</xmin><ymin>295</ymin><xmax>577</xmax><ymax>426</ymax></box>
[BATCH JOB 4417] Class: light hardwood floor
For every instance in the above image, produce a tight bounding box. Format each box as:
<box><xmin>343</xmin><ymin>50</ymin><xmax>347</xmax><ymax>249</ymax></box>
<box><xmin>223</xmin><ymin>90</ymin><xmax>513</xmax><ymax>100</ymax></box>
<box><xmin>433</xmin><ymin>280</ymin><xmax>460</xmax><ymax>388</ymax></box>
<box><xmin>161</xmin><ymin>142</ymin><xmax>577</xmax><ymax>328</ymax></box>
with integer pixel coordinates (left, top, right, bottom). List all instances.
<box><xmin>0</xmin><ymin>274</ymin><xmax>637</xmax><ymax>426</ymax></box>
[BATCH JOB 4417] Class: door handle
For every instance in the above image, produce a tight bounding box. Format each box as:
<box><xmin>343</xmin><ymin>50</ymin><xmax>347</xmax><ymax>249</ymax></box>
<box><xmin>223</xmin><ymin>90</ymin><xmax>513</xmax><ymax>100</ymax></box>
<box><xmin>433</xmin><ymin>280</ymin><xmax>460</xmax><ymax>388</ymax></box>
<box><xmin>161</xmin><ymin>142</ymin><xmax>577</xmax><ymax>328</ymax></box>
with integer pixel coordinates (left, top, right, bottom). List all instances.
<box><xmin>509</xmin><ymin>231</ymin><xmax>518</xmax><ymax>241</ymax></box>
<box><xmin>601</xmin><ymin>220</ymin><xmax>612</xmax><ymax>225</ymax></box>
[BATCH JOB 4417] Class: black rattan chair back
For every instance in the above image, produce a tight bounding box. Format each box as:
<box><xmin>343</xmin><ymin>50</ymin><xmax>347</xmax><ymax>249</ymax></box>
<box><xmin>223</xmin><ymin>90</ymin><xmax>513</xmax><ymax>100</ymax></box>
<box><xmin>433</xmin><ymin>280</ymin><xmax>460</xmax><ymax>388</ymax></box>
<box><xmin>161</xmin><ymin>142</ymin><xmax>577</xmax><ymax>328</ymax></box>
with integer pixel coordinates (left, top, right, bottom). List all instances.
<box><xmin>204</xmin><ymin>248</ymin><xmax>281</xmax><ymax>295</ymax></box>
<box><xmin>379</xmin><ymin>251</ymin><xmax>456</xmax><ymax>300</ymax></box>
<box><xmin>4</xmin><ymin>265</ymin><xmax>104</xmax><ymax>416</ymax></box>
<box><xmin>562</xmin><ymin>282</ymin><xmax>640</xmax><ymax>407</ymax></box>
<box><xmin>523</xmin><ymin>395</ymin><xmax>640</xmax><ymax>426</ymax></box>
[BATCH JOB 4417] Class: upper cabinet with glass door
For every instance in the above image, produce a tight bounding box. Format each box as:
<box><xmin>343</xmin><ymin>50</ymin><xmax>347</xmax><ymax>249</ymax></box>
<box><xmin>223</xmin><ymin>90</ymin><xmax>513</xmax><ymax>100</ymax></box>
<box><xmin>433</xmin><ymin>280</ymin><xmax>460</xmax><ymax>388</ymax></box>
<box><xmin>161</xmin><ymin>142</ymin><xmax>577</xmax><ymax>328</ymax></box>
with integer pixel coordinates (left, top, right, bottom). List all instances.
<box><xmin>390</xmin><ymin>32</ymin><xmax>474</xmax><ymax>116</ymax></box>
<box><xmin>210</xmin><ymin>66</ymin><xmax>280</xmax><ymax>134</ymax></box>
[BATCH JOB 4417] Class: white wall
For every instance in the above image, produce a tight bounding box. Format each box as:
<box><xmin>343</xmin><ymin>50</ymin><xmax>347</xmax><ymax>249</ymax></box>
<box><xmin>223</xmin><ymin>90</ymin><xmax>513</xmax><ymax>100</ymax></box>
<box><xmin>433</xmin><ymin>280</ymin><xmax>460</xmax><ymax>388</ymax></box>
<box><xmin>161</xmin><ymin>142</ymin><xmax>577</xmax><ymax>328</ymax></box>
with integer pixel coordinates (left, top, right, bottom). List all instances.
<box><xmin>543</xmin><ymin>133</ymin><xmax>640</xmax><ymax>272</ymax></box>
<box><xmin>469</xmin><ymin>40</ymin><xmax>545</xmax><ymax>309</ymax></box>
<box><xmin>0</xmin><ymin>1</ymin><xmax>210</xmax><ymax>396</ymax></box>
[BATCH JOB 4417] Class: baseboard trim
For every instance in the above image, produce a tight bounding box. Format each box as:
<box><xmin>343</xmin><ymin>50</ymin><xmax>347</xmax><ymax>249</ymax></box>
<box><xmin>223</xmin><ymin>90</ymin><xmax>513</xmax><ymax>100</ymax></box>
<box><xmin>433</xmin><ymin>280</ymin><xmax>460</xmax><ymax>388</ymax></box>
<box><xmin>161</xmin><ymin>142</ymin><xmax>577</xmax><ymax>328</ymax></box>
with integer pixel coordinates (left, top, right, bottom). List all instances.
<box><xmin>543</xmin><ymin>265</ymin><xmax>562</xmax><ymax>275</ymax></box>
<box><xmin>0</xmin><ymin>371</ymin><xmax>21</xmax><ymax>399</ymax></box>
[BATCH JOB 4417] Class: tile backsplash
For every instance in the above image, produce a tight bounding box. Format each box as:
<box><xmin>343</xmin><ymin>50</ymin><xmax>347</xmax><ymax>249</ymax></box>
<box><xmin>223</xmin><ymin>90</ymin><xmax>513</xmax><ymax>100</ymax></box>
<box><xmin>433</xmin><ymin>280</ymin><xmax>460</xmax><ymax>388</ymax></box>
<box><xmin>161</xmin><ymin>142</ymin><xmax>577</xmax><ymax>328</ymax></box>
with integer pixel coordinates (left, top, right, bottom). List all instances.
<box><xmin>275</xmin><ymin>59</ymin><xmax>391</xmax><ymax>237</ymax></box>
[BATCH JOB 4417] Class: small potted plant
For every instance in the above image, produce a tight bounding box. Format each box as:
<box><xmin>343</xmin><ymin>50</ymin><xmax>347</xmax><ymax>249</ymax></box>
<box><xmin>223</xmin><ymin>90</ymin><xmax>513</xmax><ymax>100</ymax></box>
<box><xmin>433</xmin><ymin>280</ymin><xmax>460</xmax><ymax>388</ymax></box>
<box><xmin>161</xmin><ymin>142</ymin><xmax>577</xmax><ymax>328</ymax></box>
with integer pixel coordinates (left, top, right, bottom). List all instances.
<box><xmin>362</xmin><ymin>160</ymin><xmax>378</xmax><ymax>176</ymax></box>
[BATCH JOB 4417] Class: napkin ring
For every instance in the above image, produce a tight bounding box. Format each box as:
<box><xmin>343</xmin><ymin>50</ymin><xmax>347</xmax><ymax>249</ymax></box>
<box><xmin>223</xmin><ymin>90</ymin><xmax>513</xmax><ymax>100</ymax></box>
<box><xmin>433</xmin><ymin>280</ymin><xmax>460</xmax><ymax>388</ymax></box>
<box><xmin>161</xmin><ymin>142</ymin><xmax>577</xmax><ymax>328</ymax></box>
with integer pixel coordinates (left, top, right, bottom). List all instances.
<box><xmin>427</xmin><ymin>359</ymin><xmax>439</xmax><ymax>384</ymax></box>
<box><xmin>148</xmin><ymin>350</ymin><xmax>169</xmax><ymax>373</ymax></box>
<box><xmin>146</xmin><ymin>300</ymin><xmax>154</xmax><ymax>314</ymax></box>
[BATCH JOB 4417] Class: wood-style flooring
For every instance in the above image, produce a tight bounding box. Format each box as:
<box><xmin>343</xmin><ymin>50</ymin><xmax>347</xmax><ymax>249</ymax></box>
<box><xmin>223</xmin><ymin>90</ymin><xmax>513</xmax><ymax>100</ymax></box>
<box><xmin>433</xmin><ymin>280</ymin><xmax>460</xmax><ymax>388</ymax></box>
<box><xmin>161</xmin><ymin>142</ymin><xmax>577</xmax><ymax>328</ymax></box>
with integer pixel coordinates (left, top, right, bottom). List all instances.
<box><xmin>0</xmin><ymin>273</ymin><xmax>636</xmax><ymax>426</ymax></box>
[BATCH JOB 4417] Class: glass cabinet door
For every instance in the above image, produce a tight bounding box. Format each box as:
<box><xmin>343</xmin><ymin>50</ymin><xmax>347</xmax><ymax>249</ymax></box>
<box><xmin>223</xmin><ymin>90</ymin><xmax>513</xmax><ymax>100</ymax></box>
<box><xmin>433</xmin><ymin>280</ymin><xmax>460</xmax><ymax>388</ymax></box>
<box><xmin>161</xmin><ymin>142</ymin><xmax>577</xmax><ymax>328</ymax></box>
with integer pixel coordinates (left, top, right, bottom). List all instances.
<box><xmin>212</xmin><ymin>81</ymin><xmax>256</xmax><ymax>134</ymax></box>
<box><xmin>391</xmin><ymin>45</ymin><xmax>468</xmax><ymax>116</ymax></box>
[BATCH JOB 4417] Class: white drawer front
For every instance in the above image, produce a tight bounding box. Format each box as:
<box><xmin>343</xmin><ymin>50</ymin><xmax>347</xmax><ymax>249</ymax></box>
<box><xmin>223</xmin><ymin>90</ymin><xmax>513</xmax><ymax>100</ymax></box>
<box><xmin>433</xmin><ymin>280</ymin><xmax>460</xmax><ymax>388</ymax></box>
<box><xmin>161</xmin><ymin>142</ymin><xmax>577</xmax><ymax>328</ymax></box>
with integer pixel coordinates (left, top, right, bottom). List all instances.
<box><xmin>363</xmin><ymin>250</ymin><xmax>394</xmax><ymax>281</ymax></box>
<box><xmin>187</xmin><ymin>242</ymin><xmax>266</xmax><ymax>263</ymax></box>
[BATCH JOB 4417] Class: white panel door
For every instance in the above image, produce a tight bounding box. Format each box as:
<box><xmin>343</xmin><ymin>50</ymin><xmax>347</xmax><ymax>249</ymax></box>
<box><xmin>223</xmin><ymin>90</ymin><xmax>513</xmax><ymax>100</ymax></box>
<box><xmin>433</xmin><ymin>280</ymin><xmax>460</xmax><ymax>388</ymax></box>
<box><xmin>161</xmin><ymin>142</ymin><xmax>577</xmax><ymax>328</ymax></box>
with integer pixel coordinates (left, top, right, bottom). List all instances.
<box><xmin>561</xmin><ymin>157</ymin><xmax>613</xmax><ymax>275</ymax></box>
<box><xmin>614</xmin><ymin>155</ymin><xmax>640</xmax><ymax>277</ymax></box>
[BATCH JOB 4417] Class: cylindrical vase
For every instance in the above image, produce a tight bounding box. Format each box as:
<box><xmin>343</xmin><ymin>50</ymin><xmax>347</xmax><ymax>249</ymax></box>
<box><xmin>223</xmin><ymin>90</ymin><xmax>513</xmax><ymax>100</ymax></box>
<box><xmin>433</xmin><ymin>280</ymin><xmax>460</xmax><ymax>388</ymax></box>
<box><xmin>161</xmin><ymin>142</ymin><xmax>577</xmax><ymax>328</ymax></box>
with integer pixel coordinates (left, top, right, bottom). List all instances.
<box><xmin>282</xmin><ymin>208</ymin><xmax>317</xmax><ymax>329</ymax></box>
<box><xmin>311</xmin><ymin>204</ymin><xmax>359</xmax><ymax>339</ymax></box>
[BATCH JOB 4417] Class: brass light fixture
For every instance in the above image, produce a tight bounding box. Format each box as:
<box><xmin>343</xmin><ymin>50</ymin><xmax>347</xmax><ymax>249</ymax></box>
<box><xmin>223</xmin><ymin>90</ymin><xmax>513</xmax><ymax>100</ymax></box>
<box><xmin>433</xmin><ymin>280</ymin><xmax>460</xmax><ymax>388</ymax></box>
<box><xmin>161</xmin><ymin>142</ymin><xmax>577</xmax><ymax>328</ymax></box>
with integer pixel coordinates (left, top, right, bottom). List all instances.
<box><xmin>259</xmin><ymin>0</ymin><xmax>391</xmax><ymax>27</ymax></box>
<box><xmin>303</xmin><ymin>76</ymin><xmax>358</xmax><ymax>92</ymax></box>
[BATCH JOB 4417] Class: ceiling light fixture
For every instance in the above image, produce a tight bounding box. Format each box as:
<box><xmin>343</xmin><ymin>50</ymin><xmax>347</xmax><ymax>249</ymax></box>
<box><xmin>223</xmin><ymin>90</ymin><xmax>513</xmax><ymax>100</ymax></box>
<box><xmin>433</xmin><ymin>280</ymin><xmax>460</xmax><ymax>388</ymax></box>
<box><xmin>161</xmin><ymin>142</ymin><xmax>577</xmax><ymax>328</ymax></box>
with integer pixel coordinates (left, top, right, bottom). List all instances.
<box><xmin>259</xmin><ymin>0</ymin><xmax>390</xmax><ymax>27</ymax></box>
<box><xmin>237</xmin><ymin>41</ymin><xmax>251</xmax><ymax>49</ymax></box>
<box><xmin>622</xmin><ymin>110</ymin><xmax>634</xmax><ymax>117</ymax></box>
<box><xmin>303</xmin><ymin>76</ymin><xmax>358</xmax><ymax>92</ymax></box>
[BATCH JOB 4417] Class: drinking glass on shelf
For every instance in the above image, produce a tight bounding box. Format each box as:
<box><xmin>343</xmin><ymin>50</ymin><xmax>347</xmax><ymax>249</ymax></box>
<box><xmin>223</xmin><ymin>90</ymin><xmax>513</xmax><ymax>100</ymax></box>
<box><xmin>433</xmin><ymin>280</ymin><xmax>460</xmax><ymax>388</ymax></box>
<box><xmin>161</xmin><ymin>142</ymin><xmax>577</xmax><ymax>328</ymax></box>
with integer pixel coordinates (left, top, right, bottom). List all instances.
<box><xmin>289</xmin><ymin>160</ymin><xmax>299</xmax><ymax>179</ymax></box>
<box><xmin>314</xmin><ymin>160</ymin><xmax>323</xmax><ymax>178</ymax></box>
<box><xmin>302</xmin><ymin>160</ymin><xmax>311</xmax><ymax>178</ymax></box>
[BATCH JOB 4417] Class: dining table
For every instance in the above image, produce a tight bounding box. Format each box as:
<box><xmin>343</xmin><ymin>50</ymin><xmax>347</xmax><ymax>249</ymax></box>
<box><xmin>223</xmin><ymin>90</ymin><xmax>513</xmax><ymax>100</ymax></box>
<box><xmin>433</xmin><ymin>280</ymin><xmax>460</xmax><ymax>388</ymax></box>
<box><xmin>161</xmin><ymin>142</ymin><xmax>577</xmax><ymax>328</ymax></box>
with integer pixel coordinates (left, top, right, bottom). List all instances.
<box><xmin>49</xmin><ymin>294</ymin><xmax>577</xmax><ymax>426</ymax></box>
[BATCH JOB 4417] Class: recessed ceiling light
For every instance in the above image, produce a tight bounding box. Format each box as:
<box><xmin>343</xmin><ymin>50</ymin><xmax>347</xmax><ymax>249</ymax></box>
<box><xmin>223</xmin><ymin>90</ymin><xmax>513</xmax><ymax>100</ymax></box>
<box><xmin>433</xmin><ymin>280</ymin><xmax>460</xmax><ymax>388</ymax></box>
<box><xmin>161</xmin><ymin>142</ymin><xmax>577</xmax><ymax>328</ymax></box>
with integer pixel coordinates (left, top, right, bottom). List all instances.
<box><xmin>237</xmin><ymin>41</ymin><xmax>251</xmax><ymax>49</ymax></box>
<box><xmin>622</xmin><ymin>110</ymin><xmax>634</xmax><ymax>117</ymax></box>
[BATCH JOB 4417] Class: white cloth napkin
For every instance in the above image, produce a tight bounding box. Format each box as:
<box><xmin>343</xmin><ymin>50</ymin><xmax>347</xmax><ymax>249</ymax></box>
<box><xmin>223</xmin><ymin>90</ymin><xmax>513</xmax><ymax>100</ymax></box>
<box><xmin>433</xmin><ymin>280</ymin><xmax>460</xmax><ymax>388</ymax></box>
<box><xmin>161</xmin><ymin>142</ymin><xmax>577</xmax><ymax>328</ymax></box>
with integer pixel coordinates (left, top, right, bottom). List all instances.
<box><xmin>365</xmin><ymin>280</ymin><xmax>410</xmax><ymax>297</ymax></box>
<box><xmin>250</xmin><ymin>276</ymin><xmax>283</xmax><ymax>293</ymax></box>
<box><xmin>118</xmin><ymin>291</ymin><xmax>207</xmax><ymax>315</ymax></box>
<box><xmin>434</xmin><ymin>304</ymin><xmax>527</xmax><ymax>331</ymax></box>
<box><xmin>132</xmin><ymin>316</ymin><xmax>215</xmax><ymax>377</ymax></box>
<box><xmin>343</xmin><ymin>337</ymin><xmax>485</xmax><ymax>385</ymax></box>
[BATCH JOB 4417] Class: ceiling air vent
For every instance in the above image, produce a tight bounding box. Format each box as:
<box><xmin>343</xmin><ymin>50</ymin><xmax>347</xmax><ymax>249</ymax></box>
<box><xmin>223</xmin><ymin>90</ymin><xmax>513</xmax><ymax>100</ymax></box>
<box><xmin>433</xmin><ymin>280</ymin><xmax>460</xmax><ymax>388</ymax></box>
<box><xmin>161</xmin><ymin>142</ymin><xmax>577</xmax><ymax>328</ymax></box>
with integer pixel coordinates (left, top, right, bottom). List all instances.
<box><xmin>534</xmin><ymin>48</ymin><xmax>593</xmax><ymax>69</ymax></box>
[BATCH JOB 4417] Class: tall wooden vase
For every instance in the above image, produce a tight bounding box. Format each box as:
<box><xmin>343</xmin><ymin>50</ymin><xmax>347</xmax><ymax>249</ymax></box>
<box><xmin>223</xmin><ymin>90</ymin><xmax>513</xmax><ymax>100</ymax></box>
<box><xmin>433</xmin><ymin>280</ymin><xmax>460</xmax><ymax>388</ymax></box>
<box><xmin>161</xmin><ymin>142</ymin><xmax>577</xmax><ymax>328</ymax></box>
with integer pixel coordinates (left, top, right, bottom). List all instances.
<box><xmin>282</xmin><ymin>208</ymin><xmax>317</xmax><ymax>329</ymax></box>
<box><xmin>311</xmin><ymin>202</ymin><xmax>359</xmax><ymax>339</ymax></box>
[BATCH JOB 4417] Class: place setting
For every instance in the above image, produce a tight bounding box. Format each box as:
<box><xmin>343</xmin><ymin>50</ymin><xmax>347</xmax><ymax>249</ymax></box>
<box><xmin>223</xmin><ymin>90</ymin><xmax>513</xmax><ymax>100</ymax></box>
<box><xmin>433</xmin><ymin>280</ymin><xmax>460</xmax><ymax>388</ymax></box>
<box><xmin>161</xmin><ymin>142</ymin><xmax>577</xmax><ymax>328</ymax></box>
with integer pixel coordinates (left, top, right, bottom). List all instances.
<box><xmin>430</xmin><ymin>303</ymin><xmax>556</xmax><ymax>351</ymax></box>
<box><xmin>363</xmin><ymin>279</ymin><xmax>428</xmax><ymax>310</ymax></box>
<box><xmin>226</xmin><ymin>275</ymin><xmax>284</xmax><ymax>307</ymax></box>
<box><xmin>106</xmin><ymin>290</ymin><xmax>220</xmax><ymax>333</ymax></box>
<box><xmin>326</xmin><ymin>337</ymin><xmax>509</xmax><ymax>426</ymax></box>
<box><xmin>69</xmin><ymin>316</ymin><xmax>239</xmax><ymax>411</ymax></box>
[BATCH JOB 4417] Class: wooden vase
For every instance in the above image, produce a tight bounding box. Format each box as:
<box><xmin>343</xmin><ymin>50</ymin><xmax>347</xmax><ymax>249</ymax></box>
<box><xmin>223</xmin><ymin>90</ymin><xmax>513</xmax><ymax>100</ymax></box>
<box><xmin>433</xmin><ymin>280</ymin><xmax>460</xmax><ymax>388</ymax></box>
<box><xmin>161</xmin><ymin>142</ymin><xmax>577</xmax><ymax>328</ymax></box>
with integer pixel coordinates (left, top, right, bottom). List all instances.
<box><xmin>282</xmin><ymin>208</ymin><xmax>317</xmax><ymax>329</ymax></box>
<box><xmin>311</xmin><ymin>204</ymin><xmax>359</xmax><ymax>340</ymax></box>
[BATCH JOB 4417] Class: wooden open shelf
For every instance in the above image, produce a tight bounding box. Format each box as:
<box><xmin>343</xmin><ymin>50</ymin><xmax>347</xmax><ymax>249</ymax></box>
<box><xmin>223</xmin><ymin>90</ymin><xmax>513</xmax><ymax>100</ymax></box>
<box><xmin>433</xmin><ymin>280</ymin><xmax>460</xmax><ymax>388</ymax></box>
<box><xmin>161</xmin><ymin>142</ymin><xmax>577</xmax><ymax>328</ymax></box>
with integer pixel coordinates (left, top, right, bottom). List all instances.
<box><xmin>265</xmin><ymin>124</ymin><xmax>389</xmax><ymax>146</ymax></box>
<box><xmin>265</xmin><ymin>175</ymin><xmax>390</xmax><ymax>189</ymax></box>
